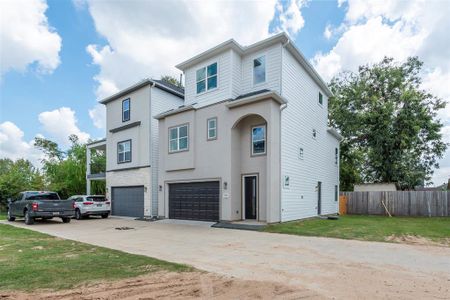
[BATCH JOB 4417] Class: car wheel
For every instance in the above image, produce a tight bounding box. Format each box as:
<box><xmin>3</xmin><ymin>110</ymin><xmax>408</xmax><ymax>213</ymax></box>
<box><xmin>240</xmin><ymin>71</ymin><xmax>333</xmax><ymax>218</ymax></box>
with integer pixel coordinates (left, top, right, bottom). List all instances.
<box><xmin>24</xmin><ymin>210</ymin><xmax>34</xmax><ymax>225</ymax></box>
<box><xmin>101</xmin><ymin>213</ymin><xmax>109</xmax><ymax>219</ymax></box>
<box><xmin>75</xmin><ymin>209</ymin><xmax>82</xmax><ymax>220</ymax></box>
<box><xmin>7</xmin><ymin>210</ymin><xmax>15</xmax><ymax>222</ymax></box>
<box><xmin>62</xmin><ymin>217</ymin><xmax>71</xmax><ymax>223</ymax></box>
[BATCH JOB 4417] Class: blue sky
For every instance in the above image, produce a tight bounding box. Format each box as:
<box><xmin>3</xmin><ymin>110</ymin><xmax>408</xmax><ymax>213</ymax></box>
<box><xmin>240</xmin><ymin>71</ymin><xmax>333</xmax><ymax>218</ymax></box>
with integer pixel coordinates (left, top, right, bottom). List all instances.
<box><xmin>1</xmin><ymin>0</ymin><xmax>449</xmax><ymax>184</ymax></box>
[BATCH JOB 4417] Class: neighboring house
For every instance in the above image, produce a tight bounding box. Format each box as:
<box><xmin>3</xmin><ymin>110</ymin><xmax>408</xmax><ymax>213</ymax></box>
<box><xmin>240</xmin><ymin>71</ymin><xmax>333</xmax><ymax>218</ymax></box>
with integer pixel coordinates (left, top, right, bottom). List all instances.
<box><xmin>354</xmin><ymin>183</ymin><xmax>398</xmax><ymax>192</ymax></box>
<box><xmin>86</xmin><ymin>79</ymin><xmax>184</xmax><ymax>217</ymax></box>
<box><xmin>155</xmin><ymin>33</ymin><xmax>342</xmax><ymax>223</ymax></box>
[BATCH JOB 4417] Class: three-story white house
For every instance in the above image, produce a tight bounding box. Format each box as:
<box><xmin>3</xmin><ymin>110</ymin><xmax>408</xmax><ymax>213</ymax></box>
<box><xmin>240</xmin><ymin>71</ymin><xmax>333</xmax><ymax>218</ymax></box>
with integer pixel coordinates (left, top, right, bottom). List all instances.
<box><xmin>155</xmin><ymin>33</ymin><xmax>341</xmax><ymax>223</ymax></box>
<box><xmin>87</xmin><ymin>32</ymin><xmax>341</xmax><ymax>222</ymax></box>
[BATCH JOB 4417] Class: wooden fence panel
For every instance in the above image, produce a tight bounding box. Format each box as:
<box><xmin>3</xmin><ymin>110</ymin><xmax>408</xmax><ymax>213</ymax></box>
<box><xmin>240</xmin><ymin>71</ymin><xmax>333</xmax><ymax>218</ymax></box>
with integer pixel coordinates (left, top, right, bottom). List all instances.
<box><xmin>341</xmin><ymin>191</ymin><xmax>449</xmax><ymax>217</ymax></box>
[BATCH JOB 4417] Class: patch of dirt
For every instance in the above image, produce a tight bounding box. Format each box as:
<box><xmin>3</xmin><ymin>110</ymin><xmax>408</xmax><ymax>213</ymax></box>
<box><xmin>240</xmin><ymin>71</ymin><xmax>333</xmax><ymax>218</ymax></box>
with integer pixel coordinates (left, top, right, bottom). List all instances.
<box><xmin>385</xmin><ymin>234</ymin><xmax>450</xmax><ymax>247</ymax></box>
<box><xmin>1</xmin><ymin>271</ymin><xmax>321</xmax><ymax>300</ymax></box>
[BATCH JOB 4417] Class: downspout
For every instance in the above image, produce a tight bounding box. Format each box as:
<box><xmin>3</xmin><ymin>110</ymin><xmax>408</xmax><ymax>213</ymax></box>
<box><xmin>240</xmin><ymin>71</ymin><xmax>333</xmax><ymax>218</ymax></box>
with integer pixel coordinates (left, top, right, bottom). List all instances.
<box><xmin>149</xmin><ymin>81</ymin><xmax>156</xmax><ymax>217</ymax></box>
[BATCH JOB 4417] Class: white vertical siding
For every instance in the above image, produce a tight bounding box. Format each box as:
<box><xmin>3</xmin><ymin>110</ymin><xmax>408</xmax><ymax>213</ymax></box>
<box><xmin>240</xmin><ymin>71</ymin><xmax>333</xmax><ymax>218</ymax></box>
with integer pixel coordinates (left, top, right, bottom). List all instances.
<box><xmin>240</xmin><ymin>43</ymin><xmax>282</xmax><ymax>95</ymax></box>
<box><xmin>184</xmin><ymin>50</ymin><xmax>233</xmax><ymax>107</ymax></box>
<box><xmin>150</xmin><ymin>88</ymin><xmax>184</xmax><ymax>216</ymax></box>
<box><xmin>280</xmin><ymin>48</ymin><xmax>339</xmax><ymax>221</ymax></box>
<box><xmin>230</xmin><ymin>49</ymin><xmax>242</xmax><ymax>98</ymax></box>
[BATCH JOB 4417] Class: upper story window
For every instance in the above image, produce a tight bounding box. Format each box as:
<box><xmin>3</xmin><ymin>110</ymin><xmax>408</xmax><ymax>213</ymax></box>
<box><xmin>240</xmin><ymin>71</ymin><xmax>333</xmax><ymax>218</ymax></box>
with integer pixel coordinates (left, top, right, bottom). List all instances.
<box><xmin>196</xmin><ymin>62</ymin><xmax>217</xmax><ymax>94</ymax></box>
<box><xmin>335</xmin><ymin>148</ymin><xmax>338</xmax><ymax>164</ymax></box>
<box><xmin>118</xmin><ymin>140</ymin><xmax>131</xmax><ymax>163</ymax></box>
<box><xmin>251</xmin><ymin>125</ymin><xmax>266</xmax><ymax>156</ymax></box>
<box><xmin>169</xmin><ymin>124</ymin><xmax>189</xmax><ymax>153</ymax></box>
<box><xmin>253</xmin><ymin>55</ymin><xmax>266</xmax><ymax>85</ymax></box>
<box><xmin>122</xmin><ymin>98</ymin><xmax>130</xmax><ymax>122</ymax></box>
<box><xmin>207</xmin><ymin>117</ymin><xmax>217</xmax><ymax>140</ymax></box>
<box><xmin>319</xmin><ymin>92</ymin><xmax>323</xmax><ymax>106</ymax></box>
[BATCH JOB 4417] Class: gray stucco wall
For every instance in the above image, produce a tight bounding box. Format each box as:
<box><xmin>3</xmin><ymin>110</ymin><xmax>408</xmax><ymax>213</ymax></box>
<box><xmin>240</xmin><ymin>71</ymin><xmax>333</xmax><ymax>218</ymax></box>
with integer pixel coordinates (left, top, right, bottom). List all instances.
<box><xmin>158</xmin><ymin>97</ymin><xmax>282</xmax><ymax>222</ymax></box>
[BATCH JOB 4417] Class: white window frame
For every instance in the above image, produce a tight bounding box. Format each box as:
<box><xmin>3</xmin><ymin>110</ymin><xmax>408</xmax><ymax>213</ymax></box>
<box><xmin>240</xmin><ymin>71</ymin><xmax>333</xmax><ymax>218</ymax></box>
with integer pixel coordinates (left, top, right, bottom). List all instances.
<box><xmin>117</xmin><ymin>140</ymin><xmax>131</xmax><ymax>164</ymax></box>
<box><xmin>318</xmin><ymin>92</ymin><xmax>323</xmax><ymax>107</ymax></box>
<box><xmin>169</xmin><ymin>124</ymin><xmax>189</xmax><ymax>153</ymax></box>
<box><xmin>196</xmin><ymin>62</ymin><xmax>218</xmax><ymax>95</ymax></box>
<box><xmin>207</xmin><ymin>117</ymin><xmax>217</xmax><ymax>140</ymax></box>
<box><xmin>251</xmin><ymin>124</ymin><xmax>266</xmax><ymax>156</ymax></box>
<box><xmin>253</xmin><ymin>55</ymin><xmax>266</xmax><ymax>85</ymax></box>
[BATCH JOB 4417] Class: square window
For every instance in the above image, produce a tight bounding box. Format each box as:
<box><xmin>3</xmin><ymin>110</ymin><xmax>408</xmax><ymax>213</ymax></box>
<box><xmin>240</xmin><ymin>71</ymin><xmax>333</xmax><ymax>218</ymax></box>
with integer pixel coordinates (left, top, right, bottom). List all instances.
<box><xmin>169</xmin><ymin>124</ymin><xmax>189</xmax><ymax>153</ymax></box>
<box><xmin>253</xmin><ymin>56</ymin><xmax>266</xmax><ymax>85</ymax></box>
<box><xmin>196</xmin><ymin>62</ymin><xmax>218</xmax><ymax>94</ymax></box>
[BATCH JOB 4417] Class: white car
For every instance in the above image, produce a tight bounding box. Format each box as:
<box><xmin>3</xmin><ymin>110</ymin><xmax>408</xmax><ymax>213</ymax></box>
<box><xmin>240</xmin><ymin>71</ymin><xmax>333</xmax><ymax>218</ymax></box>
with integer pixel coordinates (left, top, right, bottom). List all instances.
<box><xmin>68</xmin><ymin>195</ymin><xmax>110</xmax><ymax>220</ymax></box>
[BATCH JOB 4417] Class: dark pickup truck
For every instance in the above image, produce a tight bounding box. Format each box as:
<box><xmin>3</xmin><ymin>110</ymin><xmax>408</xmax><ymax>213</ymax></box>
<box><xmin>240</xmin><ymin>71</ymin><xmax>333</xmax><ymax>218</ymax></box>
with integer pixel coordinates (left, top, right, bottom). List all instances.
<box><xmin>7</xmin><ymin>191</ymin><xmax>75</xmax><ymax>225</ymax></box>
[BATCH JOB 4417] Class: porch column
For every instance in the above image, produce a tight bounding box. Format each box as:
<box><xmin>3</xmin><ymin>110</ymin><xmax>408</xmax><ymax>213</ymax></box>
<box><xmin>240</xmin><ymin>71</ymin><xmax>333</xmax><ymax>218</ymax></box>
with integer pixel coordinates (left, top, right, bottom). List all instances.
<box><xmin>86</xmin><ymin>147</ymin><xmax>91</xmax><ymax>195</ymax></box>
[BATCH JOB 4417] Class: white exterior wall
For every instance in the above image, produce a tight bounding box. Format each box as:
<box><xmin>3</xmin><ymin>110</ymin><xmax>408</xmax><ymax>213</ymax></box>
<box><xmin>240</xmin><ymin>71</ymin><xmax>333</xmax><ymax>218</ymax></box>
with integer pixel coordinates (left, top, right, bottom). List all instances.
<box><xmin>280</xmin><ymin>48</ymin><xmax>339</xmax><ymax>221</ymax></box>
<box><xmin>150</xmin><ymin>88</ymin><xmax>184</xmax><ymax>215</ymax></box>
<box><xmin>184</xmin><ymin>50</ymin><xmax>233</xmax><ymax>107</ymax></box>
<box><xmin>240</xmin><ymin>43</ymin><xmax>282</xmax><ymax>96</ymax></box>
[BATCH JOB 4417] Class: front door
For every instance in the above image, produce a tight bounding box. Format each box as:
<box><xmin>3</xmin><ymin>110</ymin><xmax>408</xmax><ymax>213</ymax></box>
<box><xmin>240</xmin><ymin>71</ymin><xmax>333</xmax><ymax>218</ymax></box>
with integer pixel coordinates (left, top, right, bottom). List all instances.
<box><xmin>243</xmin><ymin>175</ymin><xmax>258</xmax><ymax>220</ymax></box>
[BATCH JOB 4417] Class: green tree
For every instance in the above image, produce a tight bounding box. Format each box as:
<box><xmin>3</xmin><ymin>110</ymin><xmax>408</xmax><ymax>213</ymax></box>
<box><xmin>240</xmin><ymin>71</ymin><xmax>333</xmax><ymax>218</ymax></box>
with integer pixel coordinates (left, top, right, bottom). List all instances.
<box><xmin>34</xmin><ymin>135</ymin><xmax>106</xmax><ymax>198</ymax></box>
<box><xmin>329</xmin><ymin>57</ymin><xmax>447</xmax><ymax>190</ymax></box>
<box><xmin>160</xmin><ymin>75</ymin><xmax>182</xmax><ymax>87</ymax></box>
<box><xmin>0</xmin><ymin>159</ymin><xmax>43</xmax><ymax>209</ymax></box>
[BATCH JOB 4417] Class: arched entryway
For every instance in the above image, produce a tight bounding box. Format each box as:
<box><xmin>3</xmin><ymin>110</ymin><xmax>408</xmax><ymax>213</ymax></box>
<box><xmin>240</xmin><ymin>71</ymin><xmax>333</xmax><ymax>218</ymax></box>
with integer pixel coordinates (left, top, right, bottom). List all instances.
<box><xmin>231</xmin><ymin>114</ymin><xmax>268</xmax><ymax>221</ymax></box>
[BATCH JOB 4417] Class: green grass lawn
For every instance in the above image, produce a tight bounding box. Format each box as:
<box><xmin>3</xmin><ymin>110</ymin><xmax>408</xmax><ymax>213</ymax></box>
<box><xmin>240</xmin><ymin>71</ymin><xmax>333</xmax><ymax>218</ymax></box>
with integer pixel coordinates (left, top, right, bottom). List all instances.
<box><xmin>265</xmin><ymin>215</ymin><xmax>450</xmax><ymax>244</ymax></box>
<box><xmin>0</xmin><ymin>212</ymin><xmax>5</xmax><ymax>220</ymax></box>
<box><xmin>0</xmin><ymin>224</ymin><xmax>191</xmax><ymax>291</ymax></box>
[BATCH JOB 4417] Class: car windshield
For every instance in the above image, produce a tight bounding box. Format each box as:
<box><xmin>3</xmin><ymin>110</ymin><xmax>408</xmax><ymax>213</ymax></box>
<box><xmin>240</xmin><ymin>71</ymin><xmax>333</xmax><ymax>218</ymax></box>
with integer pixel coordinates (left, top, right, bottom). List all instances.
<box><xmin>25</xmin><ymin>193</ymin><xmax>60</xmax><ymax>200</ymax></box>
<box><xmin>87</xmin><ymin>196</ymin><xmax>106</xmax><ymax>202</ymax></box>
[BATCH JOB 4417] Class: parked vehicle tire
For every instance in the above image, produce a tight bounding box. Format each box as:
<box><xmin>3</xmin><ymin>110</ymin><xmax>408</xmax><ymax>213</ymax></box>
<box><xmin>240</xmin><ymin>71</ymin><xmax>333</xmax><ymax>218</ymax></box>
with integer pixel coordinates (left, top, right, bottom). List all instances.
<box><xmin>7</xmin><ymin>210</ymin><xmax>15</xmax><ymax>222</ymax></box>
<box><xmin>24</xmin><ymin>210</ymin><xmax>34</xmax><ymax>225</ymax></box>
<box><xmin>101</xmin><ymin>213</ymin><xmax>109</xmax><ymax>219</ymax></box>
<box><xmin>61</xmin><ymin>217</ymin><xmax>71</xmax><ymax>223</ymax></box>
<box><xmin>75</xmin><ymin>209</ymin><xmax>82</xmax><ymax>220</ymax></box>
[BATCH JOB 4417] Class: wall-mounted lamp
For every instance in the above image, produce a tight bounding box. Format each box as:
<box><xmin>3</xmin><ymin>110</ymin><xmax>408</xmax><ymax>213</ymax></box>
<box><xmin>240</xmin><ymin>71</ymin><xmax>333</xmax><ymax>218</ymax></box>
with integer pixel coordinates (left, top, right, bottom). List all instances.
<box><xmin>159</xmin><ymin>185</ymin><xmax>162</xmax><ymax>192</ymax></box>
<box><xmin>144</xmin><ymin>187</ymin><xmax>148</xmax><ymax>193</ymax></box>
<box><xmin>223</xmin><ymin>182</ymin><xmax>228</xmax><ymax>190</ymax></box>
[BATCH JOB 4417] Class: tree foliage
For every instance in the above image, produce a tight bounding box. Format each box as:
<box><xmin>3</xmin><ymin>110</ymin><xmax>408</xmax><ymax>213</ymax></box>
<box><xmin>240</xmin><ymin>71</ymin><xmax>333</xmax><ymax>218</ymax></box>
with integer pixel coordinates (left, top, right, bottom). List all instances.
<box><xmin>160</xmin><ymin>75</ymin><xmax>183</xmax><ymax>87</ymax></box>
<box><xmin>34</xmin><ymin>135</ymin><xmax>106</xmax><ymax>199</ymax></box>
<box><xmin>329</xmin><ymin>57</ymin><xmax>447</xmax><ymax>190</ymax></box>
<box><xmin>0</xmin><ymin>159</ymin><xmax>44</xmax><ymax>209</ymax></box>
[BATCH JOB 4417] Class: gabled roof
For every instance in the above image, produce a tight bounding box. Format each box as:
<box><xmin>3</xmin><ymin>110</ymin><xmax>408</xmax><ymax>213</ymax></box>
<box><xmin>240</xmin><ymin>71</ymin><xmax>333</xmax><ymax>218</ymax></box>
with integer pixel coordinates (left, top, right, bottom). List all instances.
<box><xmin>175</xmin><ymin>32</ymin><xmax>332</xmax><ymax>97</ymax></box>
<box><xmin>99</xmin><ymin>79</ymin><xmax>184</xmax><ymax>104</ymax></box>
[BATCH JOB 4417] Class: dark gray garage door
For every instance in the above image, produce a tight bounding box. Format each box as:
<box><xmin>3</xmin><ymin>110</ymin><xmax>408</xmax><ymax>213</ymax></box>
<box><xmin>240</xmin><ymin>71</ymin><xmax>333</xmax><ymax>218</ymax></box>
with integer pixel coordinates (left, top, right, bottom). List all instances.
<box><xmin>169</xmin><ymin>181</ymin><xmax>219</xmax><ymax>221</ymax></box>
<box><xmin>112</xmin><ymin>186</ymin><xmax>144</xmax><ymax>218</ymax></box>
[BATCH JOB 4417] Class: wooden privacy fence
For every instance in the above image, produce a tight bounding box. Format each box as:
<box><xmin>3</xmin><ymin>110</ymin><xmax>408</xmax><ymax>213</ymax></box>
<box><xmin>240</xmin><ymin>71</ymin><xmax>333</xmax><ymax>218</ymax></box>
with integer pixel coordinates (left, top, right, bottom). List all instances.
<box><xmin>340</xmin><ymin>191</ymin><xmax>450</xmax><ymax>217</ymax></box>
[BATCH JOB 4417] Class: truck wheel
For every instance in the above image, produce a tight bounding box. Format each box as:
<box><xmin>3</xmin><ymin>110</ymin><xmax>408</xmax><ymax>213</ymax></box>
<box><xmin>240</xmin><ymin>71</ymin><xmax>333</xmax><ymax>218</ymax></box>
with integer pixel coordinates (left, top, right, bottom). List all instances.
<box><xmin>7</xmin><ymin>210</ymin><xmax>15</xmax><ymax>222</ymax></box>
<box><xmin>24</xmin><ymin>210</ymin><xmax>34</xmax><ymax>225</ymax></box>
<box><xmin>62</xmin><ymin>217</ymin><xmax>71</xmax><ymax>223</ymax></box>
<box><xmin>75</xmin><ymin>209</ymin><xmax>82</xmax><ymax>220</ymax></box>
<box><xmin>101</xmin><ymin>213</ymin><xmax>109</xmax><ymax>219</ymax></box>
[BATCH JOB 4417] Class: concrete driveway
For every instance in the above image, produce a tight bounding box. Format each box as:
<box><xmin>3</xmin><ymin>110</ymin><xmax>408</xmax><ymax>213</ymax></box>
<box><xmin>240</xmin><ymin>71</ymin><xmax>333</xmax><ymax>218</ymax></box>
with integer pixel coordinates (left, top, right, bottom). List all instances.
<box><xmin>4</xmin><ymin>217</ymin><xmax>450</xmax><ymax>299</ymax></box>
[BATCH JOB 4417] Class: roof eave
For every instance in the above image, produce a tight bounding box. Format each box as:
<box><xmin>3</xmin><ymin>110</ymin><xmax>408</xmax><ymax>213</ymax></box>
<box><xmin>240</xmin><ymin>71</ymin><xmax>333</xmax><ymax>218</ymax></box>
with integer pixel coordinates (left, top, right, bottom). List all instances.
<box><xmin>226</xmin><ymin>91</ymin><xmax>287</xmax><ymax>108</ymax></box>
<box><xmin>327</xmin><ymin>127</ymin><xmax>343</xmax><ymax>141</ymax></box>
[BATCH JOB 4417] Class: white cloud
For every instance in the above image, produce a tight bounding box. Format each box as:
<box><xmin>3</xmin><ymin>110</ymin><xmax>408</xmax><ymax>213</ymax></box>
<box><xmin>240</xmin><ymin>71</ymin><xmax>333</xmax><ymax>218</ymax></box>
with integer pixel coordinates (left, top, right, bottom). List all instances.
<box><xmin>38</xmin><ymin>107</ymin><xmax>90</xmax><ymax>147</ymax></box>
<box><xmin>84</xmin><ymin>0</ymin><xmax>284</xmax><ymax>100</ymax></box>
<box><xmin>0</xmin><ymin>0</ymin><xmax>61</xmax><ymax>79</ymax></box>
<box><xmin>0</xmin><ymin>121</ymin><xmax>42</xmax><ymax>167</ymax></box>
<box><xmin>323</xmin><ymin>24</ymin><xmax>332</xmax><ymax>40</ymax></box>
<box><xmin>275</xmin><ymin>0</ymin><xmax>307</xmax><ymax>37</ymax></box>
<box><xmin>314</xmin><ymin>0</ymin><xmax>450</xmax><ymax>185</ymax></box>
<box><xmin>89</xmin><ymin>104</ymin><xmax>106</xmax><ymax>129</ymax></box>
